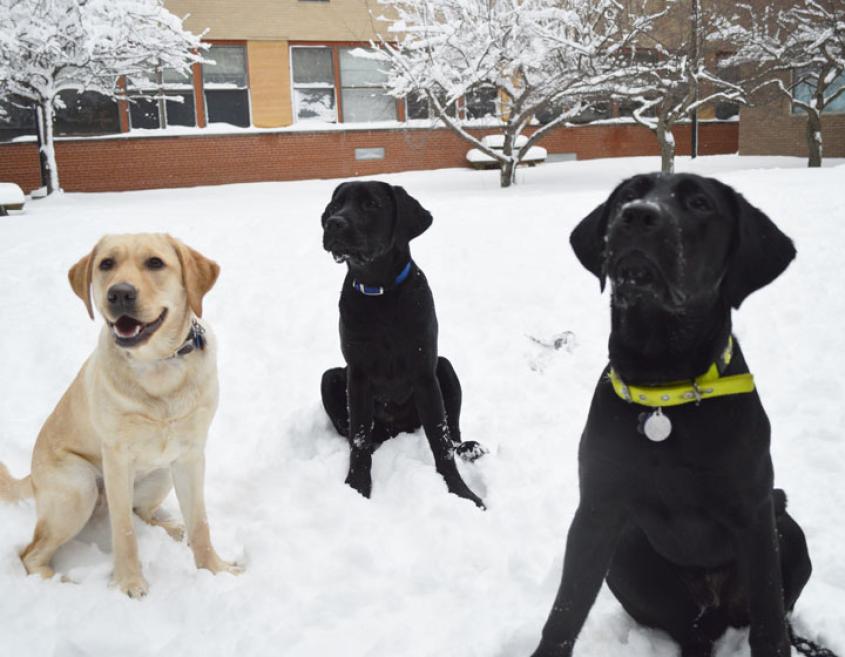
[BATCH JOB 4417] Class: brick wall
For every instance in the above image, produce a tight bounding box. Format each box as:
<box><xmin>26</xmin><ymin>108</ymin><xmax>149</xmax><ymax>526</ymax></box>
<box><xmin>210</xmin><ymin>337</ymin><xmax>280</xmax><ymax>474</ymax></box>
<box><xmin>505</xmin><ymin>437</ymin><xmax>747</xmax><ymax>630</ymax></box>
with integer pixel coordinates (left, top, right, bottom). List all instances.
<box><xmin>739</xmin><ymin>85</ymin><xmax>845</xmax><ymax>159</ymax></box>
<box><xmin>0</xmin><ymin>121</ymin><xmax>737</xmax><ymax>194</ymax></box>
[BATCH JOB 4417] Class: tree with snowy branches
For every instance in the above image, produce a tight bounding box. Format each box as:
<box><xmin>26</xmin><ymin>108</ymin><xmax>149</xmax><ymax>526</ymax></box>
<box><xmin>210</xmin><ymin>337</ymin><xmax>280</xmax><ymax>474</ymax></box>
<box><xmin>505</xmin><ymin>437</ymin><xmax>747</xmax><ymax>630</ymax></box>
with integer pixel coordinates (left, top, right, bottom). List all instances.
<box><xmin>718</xmin><ymin>0</ymin><xmax>844</xmax><ymax>168</ymax></box>
<box><xmin>0</xmin><ymin>0</ymin><xmax>205</xmax><ymax>194</ymax></box>
<box><xmin>373</xmin><ymin>0</ymin><xmax>667</xmax><ymax>187</ymax></box>
<box><xmin>612</xmin><ymin>0</ymin><xmax>747</xmax><ymax>174</ymax></box>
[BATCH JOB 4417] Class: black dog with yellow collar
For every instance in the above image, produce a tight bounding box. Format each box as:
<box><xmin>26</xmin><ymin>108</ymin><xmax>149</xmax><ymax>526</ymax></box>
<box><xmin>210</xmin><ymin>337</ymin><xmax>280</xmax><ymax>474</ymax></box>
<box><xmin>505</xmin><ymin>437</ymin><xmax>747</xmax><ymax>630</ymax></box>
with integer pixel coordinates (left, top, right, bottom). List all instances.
<box><xmin>531</xmin><ymin>174</ymin><xmax>816</xmax><ymax>657</ymax></box>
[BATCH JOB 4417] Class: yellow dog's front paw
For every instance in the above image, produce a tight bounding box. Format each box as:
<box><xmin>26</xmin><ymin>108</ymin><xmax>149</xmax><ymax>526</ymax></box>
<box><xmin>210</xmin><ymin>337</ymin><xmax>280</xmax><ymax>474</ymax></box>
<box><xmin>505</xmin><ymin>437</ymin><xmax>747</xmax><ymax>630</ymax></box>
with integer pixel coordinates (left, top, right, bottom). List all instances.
<box><xmin>112</xmin><ymin>572</ymin><xmax>149</xmax><ymax>598</ymax></box>
<box><xmin>199</xmin><ymin>555</ymin><xmax>243</xmax><ymax>576</ymax></box>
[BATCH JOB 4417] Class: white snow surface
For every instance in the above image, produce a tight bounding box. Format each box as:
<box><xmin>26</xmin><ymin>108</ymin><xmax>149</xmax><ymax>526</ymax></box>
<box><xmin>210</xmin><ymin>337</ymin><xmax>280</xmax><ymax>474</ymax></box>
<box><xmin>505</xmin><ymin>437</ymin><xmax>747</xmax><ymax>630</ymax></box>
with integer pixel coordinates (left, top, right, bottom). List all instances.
<box><xmin>0</xmin><ymin>155</ymin><xmax>843</xmax><ymax>657</ymax></box>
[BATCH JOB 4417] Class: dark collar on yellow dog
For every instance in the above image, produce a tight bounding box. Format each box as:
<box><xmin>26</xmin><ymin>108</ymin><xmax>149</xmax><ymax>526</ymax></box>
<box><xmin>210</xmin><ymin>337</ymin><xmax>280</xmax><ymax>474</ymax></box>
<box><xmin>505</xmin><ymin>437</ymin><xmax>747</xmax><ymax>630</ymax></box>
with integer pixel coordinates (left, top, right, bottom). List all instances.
<box><xmin>608</xmin><ymin>337</ymin><xmax>755</xmax><ymax>408</ymax></box>
<box><xmin>168</xmin><ymin>319</ymin><xmax>206</xmax><ymax>360</ymax></box>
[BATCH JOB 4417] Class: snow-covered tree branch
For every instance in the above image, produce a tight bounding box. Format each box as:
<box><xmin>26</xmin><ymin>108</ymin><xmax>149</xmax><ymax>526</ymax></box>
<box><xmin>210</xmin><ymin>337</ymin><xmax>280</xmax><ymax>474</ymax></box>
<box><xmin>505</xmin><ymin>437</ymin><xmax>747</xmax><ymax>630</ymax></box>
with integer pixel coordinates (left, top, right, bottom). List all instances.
<box><xmin>0</xmin><ymin>0</ymin><xmax>206</xmax><ymax>194</ymax></box>
<box><xmin>717</xmin><ymin>0</ymin><xmax>845</xmax><ymax>167</ymax></box>
<box><xmin>612</xmin><ymin>0</ymin><xmax>748</xmax><ymax>174</ymax></box>
<box><xmin>373</xmin><ymin>0</ymin><xmax>666</xmax><ymax>187</ymax></box>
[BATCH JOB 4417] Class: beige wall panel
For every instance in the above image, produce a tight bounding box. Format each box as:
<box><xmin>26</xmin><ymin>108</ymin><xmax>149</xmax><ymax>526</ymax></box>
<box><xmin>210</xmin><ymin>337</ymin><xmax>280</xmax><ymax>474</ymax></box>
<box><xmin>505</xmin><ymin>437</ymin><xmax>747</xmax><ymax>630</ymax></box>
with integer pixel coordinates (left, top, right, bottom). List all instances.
<box><xmin>248</xmin><ymin>41</ymin><xmax>293</xmax><ymax>127</ymax></box>
<box><xmin>166</xmin><ymin>0</ymin><xmax>390</xmax><ymax>41</ymax></box>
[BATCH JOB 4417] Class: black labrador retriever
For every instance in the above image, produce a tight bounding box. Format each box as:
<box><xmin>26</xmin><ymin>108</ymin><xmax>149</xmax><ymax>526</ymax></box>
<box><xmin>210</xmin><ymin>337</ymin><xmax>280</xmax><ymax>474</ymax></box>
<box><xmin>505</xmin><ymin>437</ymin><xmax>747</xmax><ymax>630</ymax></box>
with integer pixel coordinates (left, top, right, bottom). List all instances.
<box><xmin>531</xmin><ymin>173</ymin><xmax>814</xmax><ymax>657</ymax></box>
<box><xmin>320</xmin><ymin>180</ymin><xmax>485</xmax><ymax>508</ymax></box>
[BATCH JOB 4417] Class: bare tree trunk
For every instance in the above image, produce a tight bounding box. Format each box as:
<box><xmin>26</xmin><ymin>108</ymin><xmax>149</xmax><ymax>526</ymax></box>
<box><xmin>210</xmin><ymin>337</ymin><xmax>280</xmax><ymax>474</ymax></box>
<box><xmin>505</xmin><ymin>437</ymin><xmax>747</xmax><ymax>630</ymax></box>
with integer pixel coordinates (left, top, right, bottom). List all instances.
<box><xmin>656</xmin><ymin>122</ymin><xmax>676</xmax><ymax>174</ymax></box>
<box><xmin>499</xmin><ymin>159</ymin><xmax>516</xmax><ymax>187</ymax></box>
<box><xmin>500</xmin><ymin>130</ymin><xmax>517</xmax><ymax>188</ymax></box>
<box><xmin>36</xmin><ymin>100</ymin><xmax>60</xmax><ymax>194</ymax></box>
<box><xmin>805</xmin><ymin>110</ymin><xmax>822</xmax><ymax>168</ymax></box>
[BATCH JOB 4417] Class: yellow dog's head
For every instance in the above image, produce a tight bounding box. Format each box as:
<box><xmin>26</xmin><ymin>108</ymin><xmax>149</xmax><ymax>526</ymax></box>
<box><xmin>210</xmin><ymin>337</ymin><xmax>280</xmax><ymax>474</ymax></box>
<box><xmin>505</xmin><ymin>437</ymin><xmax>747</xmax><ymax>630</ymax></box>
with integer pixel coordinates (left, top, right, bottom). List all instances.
<box><xmin>68</xmin><ymin>234</ymin><xmax>219</xmax><ymax>359</ymax></box>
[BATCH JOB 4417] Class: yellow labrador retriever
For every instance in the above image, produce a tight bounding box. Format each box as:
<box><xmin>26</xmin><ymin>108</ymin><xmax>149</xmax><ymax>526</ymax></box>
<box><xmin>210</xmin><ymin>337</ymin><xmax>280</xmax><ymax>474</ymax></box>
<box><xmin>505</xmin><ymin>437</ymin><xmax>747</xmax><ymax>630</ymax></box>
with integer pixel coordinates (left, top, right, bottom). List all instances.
<box><xmin>0</xmin><ymin>233</ymin><xmax>240</xmax><ymax>597</ymax></box>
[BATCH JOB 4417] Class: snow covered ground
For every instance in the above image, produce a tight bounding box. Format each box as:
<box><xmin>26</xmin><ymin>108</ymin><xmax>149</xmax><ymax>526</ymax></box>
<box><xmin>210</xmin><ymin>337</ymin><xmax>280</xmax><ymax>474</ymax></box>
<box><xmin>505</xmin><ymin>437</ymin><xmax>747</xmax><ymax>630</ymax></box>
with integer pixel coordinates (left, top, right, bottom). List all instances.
<box><xmin>0</xmin><ymin>155</ymin><xmax>842</xmax><ymax>657</ymax></box>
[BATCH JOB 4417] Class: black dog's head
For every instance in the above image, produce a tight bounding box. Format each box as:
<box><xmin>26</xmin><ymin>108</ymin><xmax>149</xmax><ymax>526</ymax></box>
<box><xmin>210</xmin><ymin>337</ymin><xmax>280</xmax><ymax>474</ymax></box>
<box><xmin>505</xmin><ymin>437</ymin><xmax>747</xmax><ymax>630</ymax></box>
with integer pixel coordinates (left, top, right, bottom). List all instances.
<box><xmin>321</xmin><ymin>181</ymin><xmax>433</xmax><ymax>266</ymax></box>
<box><xmin>570</xmin><ymin>173</ymin><xmax>796</xmax><ymax>311</ymax></box>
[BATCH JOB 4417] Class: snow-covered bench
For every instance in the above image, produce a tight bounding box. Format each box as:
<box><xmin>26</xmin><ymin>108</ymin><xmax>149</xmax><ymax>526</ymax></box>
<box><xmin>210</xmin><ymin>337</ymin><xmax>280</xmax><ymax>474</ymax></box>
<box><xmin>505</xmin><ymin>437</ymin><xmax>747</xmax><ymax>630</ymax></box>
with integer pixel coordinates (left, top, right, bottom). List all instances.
<box><xmin>466</xmin><ymin>134</ymin><xmax>547</xmax><ymax>170</ymax></box>
<box><xmin>0</xmin><ymin>183</ymin><xmax>25</xmax><ymax>216</ymax></box>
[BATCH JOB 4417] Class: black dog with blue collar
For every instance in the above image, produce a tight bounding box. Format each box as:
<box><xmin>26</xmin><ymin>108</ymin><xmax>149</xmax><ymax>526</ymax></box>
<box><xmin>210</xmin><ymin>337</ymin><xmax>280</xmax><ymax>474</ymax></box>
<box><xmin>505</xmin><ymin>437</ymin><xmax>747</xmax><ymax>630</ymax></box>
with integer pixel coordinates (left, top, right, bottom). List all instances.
<box><xmin>320</xmin><ymin>180</ymin><xmax>486</xmax><ymax>508</ymax></box>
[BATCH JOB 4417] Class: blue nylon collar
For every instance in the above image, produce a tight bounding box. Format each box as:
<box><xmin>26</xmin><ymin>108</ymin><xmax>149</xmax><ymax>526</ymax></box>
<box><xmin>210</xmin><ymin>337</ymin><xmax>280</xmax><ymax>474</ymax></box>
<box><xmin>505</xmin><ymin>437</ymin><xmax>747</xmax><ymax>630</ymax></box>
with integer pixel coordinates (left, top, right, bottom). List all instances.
<box><xmin>352</xmin><ymin>261</ymin><xmax>413</xmax><ymax>296</ymax></box>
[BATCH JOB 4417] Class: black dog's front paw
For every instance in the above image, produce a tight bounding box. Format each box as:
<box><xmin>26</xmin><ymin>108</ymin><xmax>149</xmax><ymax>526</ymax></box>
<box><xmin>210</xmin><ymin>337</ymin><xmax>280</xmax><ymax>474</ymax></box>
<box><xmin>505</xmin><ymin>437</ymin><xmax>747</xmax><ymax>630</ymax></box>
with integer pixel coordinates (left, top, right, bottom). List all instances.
<box><xmin>346</xmin><ymin>449</ymin><xmax>373</xmax><ymax>498</ymax></box>
<box><xmin>455</xmin><ymin>440</ymin><xmax>488</xmax><ymax>463</ymax></box>
<box><xmin>345</xmin><ymin>449</ymin><xmax>373</xmax><ymax>498</ymax></box>
<box><xmin>446</xmin><ymin>477</ymin><xmax>486</xmax><ymax>510</ymax></box>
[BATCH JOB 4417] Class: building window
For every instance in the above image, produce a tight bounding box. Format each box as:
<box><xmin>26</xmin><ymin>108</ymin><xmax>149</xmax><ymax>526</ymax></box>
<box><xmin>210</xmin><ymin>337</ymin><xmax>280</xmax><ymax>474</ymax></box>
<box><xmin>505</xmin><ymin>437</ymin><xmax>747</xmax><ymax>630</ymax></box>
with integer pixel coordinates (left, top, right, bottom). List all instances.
<box><xmin>291</xmin><ymin>46</ymin><xmax>337</xmax><ymax>122</ymax></box>
<box><xmin>793</xmin><ymin>66</ymin><xmax>845</xmax><ymax>114</ymax></box>
<box><xmin>0</xmin><ymin>96</ymin><xmax>36</xmax><ymax>142</ymax></box>
<box><xmin>339</xmin><ymin>48</ymin><xmax>396</xmax><ymax>122</ymax></box>
<box><xmin>291</xmin><ymin>45</ymin><xmax>398</xmax><ymax>123</ymax></box>
<box><xmin>54</xmin><ymin>91</ymin><xmax>120</xmax><ymax>136</ymax></box>
<box><xmin>464</xmin><ymin>84</ymin><xmax>498</xmax><ymax>120</ymax></box>
<box><xmin>128</xmin><ymin>68</ymin><xmax>196</xmax><ymax>130</ymax></box>
<box><xmin>405</xmin><ymin>88</ymin><xmax>458</xmax><ymax>120</ymax></box>
<box><xmin>203</xmin><ymin>45</ymin><xmax>251</xmax><ymax>127</ymax></box>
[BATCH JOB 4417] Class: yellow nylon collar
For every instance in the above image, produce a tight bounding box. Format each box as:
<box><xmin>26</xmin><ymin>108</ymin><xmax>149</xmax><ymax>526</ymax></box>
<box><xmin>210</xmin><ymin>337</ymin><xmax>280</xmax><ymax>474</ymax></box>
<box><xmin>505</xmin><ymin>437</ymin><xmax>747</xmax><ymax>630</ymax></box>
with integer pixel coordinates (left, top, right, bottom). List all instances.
<box><xmin>608</xmin><ymin>337</ymin><xmax>755</xmax><ymax>407</ymax></box>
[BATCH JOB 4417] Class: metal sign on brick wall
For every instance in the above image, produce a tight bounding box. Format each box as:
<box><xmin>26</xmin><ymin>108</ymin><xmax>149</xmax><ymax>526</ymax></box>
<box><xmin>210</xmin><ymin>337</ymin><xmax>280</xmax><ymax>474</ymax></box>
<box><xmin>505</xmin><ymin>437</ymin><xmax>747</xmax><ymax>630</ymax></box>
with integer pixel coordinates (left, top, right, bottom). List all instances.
<box><xmin>355</xmin><ymin>147</ymin><xmax>385</xmax><ymax>161</ymax></box>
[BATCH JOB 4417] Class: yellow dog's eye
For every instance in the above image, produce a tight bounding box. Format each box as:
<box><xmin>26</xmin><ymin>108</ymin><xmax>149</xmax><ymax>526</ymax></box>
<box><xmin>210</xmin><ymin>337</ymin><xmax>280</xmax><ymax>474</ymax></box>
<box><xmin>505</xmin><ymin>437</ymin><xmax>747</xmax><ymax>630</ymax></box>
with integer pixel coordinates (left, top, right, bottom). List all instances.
<box><xmin>146</xmin><ymin>257</ymin><xmax>165</xmax><ymax>270</ymax></box>
<box><xmin>98</xmin><ymin>258</ymin><xmax>115</xmax><ymax>271</ymax></box>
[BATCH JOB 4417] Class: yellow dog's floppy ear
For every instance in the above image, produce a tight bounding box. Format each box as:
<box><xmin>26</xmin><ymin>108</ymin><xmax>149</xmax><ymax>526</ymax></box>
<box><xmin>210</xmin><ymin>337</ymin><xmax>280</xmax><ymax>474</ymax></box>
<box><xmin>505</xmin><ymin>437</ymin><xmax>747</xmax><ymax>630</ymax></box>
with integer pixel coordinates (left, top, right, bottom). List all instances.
<box><xmin>167</xmin><ymin>235</ymin><xmax>220</xmax><ymax>318</ymax></box>
<box><xmin>68</xmin><ymin>247</ymin><xmax>96</xmax><ymax>320</ymax></box>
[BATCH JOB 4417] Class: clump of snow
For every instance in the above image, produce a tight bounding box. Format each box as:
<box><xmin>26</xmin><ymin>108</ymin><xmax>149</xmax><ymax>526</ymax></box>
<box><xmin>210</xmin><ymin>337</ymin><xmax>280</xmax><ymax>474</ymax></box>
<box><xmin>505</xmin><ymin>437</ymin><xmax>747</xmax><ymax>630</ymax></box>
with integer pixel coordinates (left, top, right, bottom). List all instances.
<box><xmin>0</xmin><ymin>155</ymin><xmax>843</xmax><ymax>657</ymax></box>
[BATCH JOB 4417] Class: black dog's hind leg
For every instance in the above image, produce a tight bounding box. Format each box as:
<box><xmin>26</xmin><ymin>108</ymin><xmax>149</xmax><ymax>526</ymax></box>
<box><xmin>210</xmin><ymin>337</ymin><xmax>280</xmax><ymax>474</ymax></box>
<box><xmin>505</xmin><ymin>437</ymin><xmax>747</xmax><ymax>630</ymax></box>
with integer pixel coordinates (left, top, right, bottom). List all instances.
<box><xmin>607</xmin><ymin>526</ymin><xmax>729</xmax><ymax>657</ymax></box>
<box><xmin>414</xmin><ymin>372</ymin><xmax>485</xmax><ymax>508</ymax></box>
<box><xmin>436</xmin><ymin>357</ymin><xmax>487</xmax><ymax>463</ymax></box>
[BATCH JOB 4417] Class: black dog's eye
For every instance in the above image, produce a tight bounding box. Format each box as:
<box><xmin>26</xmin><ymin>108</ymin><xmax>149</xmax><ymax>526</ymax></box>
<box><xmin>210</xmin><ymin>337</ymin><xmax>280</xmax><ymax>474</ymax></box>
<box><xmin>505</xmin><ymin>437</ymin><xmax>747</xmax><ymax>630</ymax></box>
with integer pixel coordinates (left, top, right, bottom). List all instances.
<box><xmin>687</xmin><ymin>194</ymin><xmax>712</xmax><ymax>212</ymax></box>
<box><xmin>364</xmin><ymin>198</ymin><xmax>380</xmax><ymax>209</ymax></box>
<box><xmin>98</xmin><ymin>258</ymin><xmax>115</xmax><ymax>271</ymax></box>
<box><xmin>145</xmin><ymin>257</ymin><xmax>165</xmax><ymax>270</ymax></box>
<box><xmin>619</xmin><ymin>188</ymin><xmax>638</xmax><ymax>203</ymax></box>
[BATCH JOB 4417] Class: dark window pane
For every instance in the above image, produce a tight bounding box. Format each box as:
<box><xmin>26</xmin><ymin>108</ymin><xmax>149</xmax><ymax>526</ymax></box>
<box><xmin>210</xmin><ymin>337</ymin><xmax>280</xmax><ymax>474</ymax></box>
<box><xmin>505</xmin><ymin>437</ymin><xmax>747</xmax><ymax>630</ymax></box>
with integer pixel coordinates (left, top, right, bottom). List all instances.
<box><xmin>129</xmin><ymin>97</ymin><xmax>160</xmax><ymax>129</ymax></box>
<box><xmin>165</xmin><ymin>93</ymin><xmax>195</xmax><ymax>126</ymax></box>
<box><xmin>205</xmin><ymin>89</ymin><xmax>250</xmax><ymax>126</ymax></box>
<box><xmin>535</xmin><ymin>100</ymin><xmax>610</xmax><ymax>124</ymax></box>
<box><xmin>715</xmin><ymin>101</ymin><xmax>739</xmax><ymax>120</ymax></box>
<box><xmin>404</xmin><ymin>89</ymin><xmax>457</xmax><ymax>120</ymax></box>
<box><xmin>54</xmin><ymin>91</ymin><xmax>120</xmax><ymax>136</ymax></box>
<box><xmin>0</xmin><ymin>97</ymin><xmax>36</xmax><ymax>142</ymax></box>
<box><xmin>203</xmin><ymin>46</ymin><xmax>247</xmax><ymax>86</ymax></box>
<box><xmin>465</xmin><ymin>85</ymin><xmax>497</xmax><ymax>119</ymax></box>
<box><xmin>406</xmin><ymin>93</ymin><xmax>428</xmax><ymax>119</ymax></box>
<box><xmin>292</xmin><ymin>47</ymin><xmax>334</xmax><ymax>85</ymax></box>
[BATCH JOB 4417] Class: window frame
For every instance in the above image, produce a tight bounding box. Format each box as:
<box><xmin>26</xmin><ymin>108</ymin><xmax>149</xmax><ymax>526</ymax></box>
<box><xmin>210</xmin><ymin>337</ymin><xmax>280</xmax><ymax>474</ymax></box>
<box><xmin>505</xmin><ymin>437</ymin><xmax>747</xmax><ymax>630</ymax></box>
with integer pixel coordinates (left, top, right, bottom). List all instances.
<box><xmin>792</xmin><ymin>65</ymin><xmax>845</xmax><ymax>115</ymax></box>
<box><xmin>290</xmin><ymin>42</ymin><xmax>402</xmax><ymax>124</ymax></box>
<box><xmin>290</xmin><ymin>44</ymin><xmax>340</xmax><ymax>123</ymax></box>
<box><xmin>202</xmin><ymin>42</ymin><xmax>252</xmax><ymax>128</ymax></box>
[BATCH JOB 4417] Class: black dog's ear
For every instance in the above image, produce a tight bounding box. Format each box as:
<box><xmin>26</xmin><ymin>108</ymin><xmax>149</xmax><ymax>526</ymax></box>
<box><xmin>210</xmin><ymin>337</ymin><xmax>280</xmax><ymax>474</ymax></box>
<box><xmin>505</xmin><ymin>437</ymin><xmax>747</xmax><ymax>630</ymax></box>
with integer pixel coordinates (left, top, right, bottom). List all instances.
<box><xmin>322</xmin><ymin>182</ymin><xmax>349</xmax><ymax>226</ymax></box>
<box><xmin>570</xmin><ymin>199</ymin><xmax>612</xmax><ymax>292</ymax></box>
<box><xmin>722</xmin><ymin>188</ymin><xmax>796</xmax><ymax>309</ymax></box>
<box><xmin>391</xmin><ymin>185</ymin><xmax>433</xmax><ymax>243</ymax></box>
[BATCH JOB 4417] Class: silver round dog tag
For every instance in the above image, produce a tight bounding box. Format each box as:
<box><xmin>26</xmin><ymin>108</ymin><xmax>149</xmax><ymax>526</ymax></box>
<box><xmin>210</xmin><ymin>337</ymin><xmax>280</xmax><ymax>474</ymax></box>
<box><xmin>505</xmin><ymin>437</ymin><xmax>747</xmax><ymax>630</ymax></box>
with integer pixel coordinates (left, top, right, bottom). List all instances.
<box><xmin>644</xmin><ymin>408</ymin><xmax>672</xmax><ymax>442</ymax></box>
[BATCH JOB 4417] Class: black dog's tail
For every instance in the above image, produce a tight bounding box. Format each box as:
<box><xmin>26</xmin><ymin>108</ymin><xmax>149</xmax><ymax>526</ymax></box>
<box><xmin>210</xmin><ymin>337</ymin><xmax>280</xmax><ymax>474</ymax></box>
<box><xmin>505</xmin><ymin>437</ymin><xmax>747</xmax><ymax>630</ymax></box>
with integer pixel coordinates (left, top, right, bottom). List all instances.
<box><xmin>788</xmin><ymin>622</ymin><xmax>840</xmax><ymax>657</ymax></box>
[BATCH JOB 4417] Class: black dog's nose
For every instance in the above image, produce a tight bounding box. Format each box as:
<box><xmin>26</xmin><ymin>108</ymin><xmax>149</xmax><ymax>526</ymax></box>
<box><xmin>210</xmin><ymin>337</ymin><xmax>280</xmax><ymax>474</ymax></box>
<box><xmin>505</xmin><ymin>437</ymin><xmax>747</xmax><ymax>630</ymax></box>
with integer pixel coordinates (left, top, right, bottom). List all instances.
<box><xmin>324</xmin><ymin>215</ymin><xmax>348</xmax><ymax>235</ymax></box>
<box><xmin>107</xmin><ymin>283</ymin><xmax>137</xmax><ymax>309</ymax></box>
<box><xmin>619</xmin><ymin>202</ymin><xmax>663</xmax><ymax>231</ymax></box>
